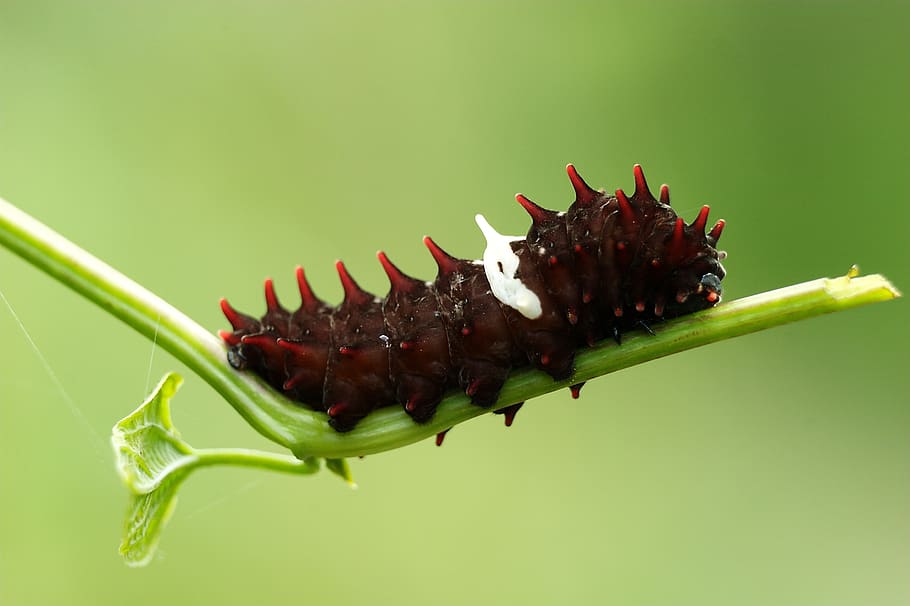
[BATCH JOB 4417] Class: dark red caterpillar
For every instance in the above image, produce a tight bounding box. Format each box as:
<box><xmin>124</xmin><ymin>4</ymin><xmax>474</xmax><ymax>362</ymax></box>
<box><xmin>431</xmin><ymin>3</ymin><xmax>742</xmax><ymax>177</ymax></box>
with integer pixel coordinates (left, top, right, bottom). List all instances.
<box><xmin>219</xmin><ymin>165</ymin><xmax>726</xmax><ymax>433</ymax></box>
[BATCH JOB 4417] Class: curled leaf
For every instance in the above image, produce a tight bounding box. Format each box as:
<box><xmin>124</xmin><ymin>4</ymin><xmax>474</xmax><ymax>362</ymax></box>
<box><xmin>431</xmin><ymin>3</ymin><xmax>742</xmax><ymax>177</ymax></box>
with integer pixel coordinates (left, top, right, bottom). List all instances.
<box><xmin>112</xmin><ymin>373</ymin><xmax>194</xmax><ymax>565</ymax></box>
<box><xmin>112</xmin><ymin>372</ymin><xmax>335</xmax><ymax>566</ymax></box>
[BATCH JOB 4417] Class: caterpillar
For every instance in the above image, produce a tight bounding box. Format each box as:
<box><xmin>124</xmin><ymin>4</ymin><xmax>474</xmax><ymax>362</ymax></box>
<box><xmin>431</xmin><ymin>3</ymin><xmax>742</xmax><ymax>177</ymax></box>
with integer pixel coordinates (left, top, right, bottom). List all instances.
<box><xmin>219</xmin><ymin>164</ymin><xmax>726</xmax><ymax>433</ymax></box>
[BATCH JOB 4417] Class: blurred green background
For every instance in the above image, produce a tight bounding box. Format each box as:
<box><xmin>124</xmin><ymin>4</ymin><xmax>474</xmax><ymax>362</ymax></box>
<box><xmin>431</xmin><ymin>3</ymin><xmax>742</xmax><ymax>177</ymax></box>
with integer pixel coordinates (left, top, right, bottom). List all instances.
<box><xmin>1</xmin><ymin>1</ymin><xmax>907</xmax><ymax>604</ymax></box>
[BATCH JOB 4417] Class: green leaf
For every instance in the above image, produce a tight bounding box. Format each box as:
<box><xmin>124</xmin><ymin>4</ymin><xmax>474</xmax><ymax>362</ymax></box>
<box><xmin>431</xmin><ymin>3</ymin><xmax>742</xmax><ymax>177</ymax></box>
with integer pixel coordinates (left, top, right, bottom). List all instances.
<box><xmin>111</xmin><ymin>372</ymin><xmax>333</xmax><ymax>566</ymax></box>
<box><xmin>113</xmin><ymin>373</ymin><xmax>194</xmax><ymax>493</ymax></box>
<box><xmin>119</xmin><ymin>468</ymin><xmax>190</xmax><ymax>566</ymax></box>
<box><xmin>112</xmin><ymin>373</ymin><xmax>195</xmax><ymax>565</ymax></box>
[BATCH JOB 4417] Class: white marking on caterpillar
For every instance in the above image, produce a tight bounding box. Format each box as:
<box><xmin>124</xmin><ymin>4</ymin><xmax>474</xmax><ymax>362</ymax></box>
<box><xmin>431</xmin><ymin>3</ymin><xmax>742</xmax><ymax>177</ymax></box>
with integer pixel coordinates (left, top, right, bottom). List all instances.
<box><xmin>474</xmin><ymin>214</ymin><xmax>543</xmax><ymax>320</ymax></box>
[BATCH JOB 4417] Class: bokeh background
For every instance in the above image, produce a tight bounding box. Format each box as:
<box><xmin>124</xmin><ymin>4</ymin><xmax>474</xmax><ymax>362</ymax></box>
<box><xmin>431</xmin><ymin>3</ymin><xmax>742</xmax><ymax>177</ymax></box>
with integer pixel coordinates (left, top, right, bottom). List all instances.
<box><xmin>1</xmin><ymin>1</ymin><xmax>907</xmax><ymax>605</ymax></box>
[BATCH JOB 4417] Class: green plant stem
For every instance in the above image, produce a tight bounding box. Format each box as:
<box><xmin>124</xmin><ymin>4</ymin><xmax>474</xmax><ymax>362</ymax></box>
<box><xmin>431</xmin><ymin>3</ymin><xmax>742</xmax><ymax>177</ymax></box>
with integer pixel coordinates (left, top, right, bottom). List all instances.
<box><xmin>192</xmin><ymin>448</ymin><xmax>320</xmax><ymax>474</ymax></box>
<box><xmin>0</xmin><ymin>197</ymin><xmax>901</xmax><ymax>459</ymax></box>
<box><xmin>0</xmin><ymin>197</ymin><xmax>319</xmax><ymax>448</ymax></box>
